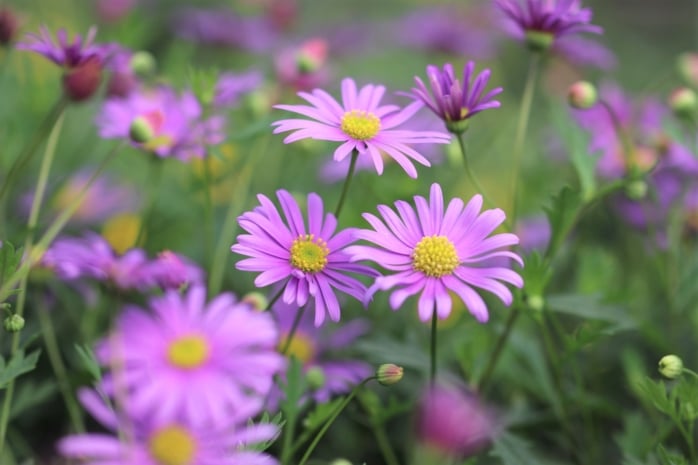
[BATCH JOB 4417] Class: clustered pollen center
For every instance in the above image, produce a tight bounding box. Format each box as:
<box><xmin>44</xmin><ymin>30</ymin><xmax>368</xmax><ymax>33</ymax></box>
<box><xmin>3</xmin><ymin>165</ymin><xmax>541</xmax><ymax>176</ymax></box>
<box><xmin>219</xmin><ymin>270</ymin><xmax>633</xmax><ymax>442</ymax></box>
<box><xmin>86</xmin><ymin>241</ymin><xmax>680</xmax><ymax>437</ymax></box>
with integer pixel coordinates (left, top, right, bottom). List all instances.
<box><xmin>167</xmin><ymin>334</ymin><xmax>210</xmax><ymax>369</ymax></box>
<box><xmin>340</xmin><ymin>110</ymin><xmax>381</xmax><ymax>140</ymax></box>
<box><xmin>290</xmin><ymin>234</ymin><xmax>329</xmax><ymax>273</ymax></box>
<box><xmin>149</xmin><ymin>425</ymin><xmax>197</xmax><ymax>465</ymax></box>
<box><xmin>412</xmin><ymin>235</ymin><xmax>460</xmax><ymax>277</ymax></box>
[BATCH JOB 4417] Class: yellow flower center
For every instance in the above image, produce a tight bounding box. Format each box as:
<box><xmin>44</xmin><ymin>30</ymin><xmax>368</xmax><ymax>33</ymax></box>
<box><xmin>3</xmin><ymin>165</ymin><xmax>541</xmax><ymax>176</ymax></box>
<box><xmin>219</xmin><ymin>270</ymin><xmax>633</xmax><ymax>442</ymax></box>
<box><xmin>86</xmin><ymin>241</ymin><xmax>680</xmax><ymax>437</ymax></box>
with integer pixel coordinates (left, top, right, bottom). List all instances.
<box><xmin>149</xmin><ymin>425</ymin><xmax>196</xmax><ymax>465</ymax></box>
<box><xmin>290</xmin><ymin>234</ymin><xmax>329</xmax><ymax>273</ymax></box>
<box><xmin>102</xmin><ymin>213</ymin><xmax>142</xmax><ymax>254</ymax></box>
<box><xmin>340</xmin><ymin>110</ymin><xmax>381</xmax><ymax>140</ymax></box>
<box><xmin>279</xmin><ymin>332</ymin><xmax>315</xmax><ymax>363</ymax></box>
<box><xmin>412</xmin><ymin>235</ymin><xmax>459</xmax><ymax>278</ymax></box>
<box><xmin>167</xmin><ymin>335</ymin><xmax>210</xmax><ymax>369</ymax></box>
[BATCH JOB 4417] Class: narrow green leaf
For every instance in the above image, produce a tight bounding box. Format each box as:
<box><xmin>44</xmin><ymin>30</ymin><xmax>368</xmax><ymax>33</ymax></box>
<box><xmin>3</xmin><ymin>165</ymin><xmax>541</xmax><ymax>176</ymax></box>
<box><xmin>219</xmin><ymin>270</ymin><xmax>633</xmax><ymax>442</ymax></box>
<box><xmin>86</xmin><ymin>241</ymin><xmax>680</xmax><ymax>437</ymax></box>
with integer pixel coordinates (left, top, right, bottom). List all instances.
<box><xmin>0</xmin><ymin>349</ymin><xmax>41</xmax><ymax>389</ymax></box>
<box><xmin>74</xmin><ymin>344</ymin><xmax>102</xmax><ymax>382</ymax></box>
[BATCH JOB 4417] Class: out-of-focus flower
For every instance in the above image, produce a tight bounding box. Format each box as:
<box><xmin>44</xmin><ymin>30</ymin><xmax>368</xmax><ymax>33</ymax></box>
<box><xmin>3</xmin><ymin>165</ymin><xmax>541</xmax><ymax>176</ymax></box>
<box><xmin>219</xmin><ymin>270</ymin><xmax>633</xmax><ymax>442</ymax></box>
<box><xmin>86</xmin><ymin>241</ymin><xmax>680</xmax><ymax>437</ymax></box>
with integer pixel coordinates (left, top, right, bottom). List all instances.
<box><xmin>272</xmin><ymin>78</ymin><xmax>451</xmax><ymax>178</ymax></box>
<box><xmin>515</xmin><ymin>215</ymin><xmax>551</xmax><ymax>253</ymax></box>
<box><xmin>142</xmin><ymin>250</ymin><xmax>205</xmax><ymax>290</ymax></box>
<box><xmin>101</xmin><ymin>44</ymin><xmax>139</xmax><ymax>98</ymax></box>
<box><xmin>17</xmin><ymin>26</ymin><xmax>109</xmax><ymax>101</ymax></box>
<box><xmin>552</xmin><ymin>35</ymin><xmax>616</xmax><ymax>70</ymax></box>
<box><xmin>275</xmin><ymin>38</ymin><xmax>330</xmax><ymax>92</ymax></box>
<box><xmin>96</xmin><ymin>0</ymin><xmax>136</xmax><ymax>22</ymax></box>
<box><xmin>96</xmin><ymin>85</ymin><xmax>224</xmax><ymax>160</ymax></box>
<box><xmin>391</xmin><ymin>6</ymin><xmax>498</xmax><ymax>59</ymax></box>
<box><xmin>269</xmin><ymin>301</ymin><xmax>372</xmax><ymax>406</ymax></box>
<box><xmin>231</xmin><ymin>190</ymin><xmax>376</xmax><ymax>326</ymax></box>
<box><xmin>678</xmin><ymin>52</ymin><xmax>698</xmax><ymax>88</ymax></box>
<box><xmin>0</xmin><ymin>7</ymin><xmax>20</xmax><ymax>45</ymax></box>
<box><xmin>214</xmin><ymin>69</ymin><xmax>263</xmax><ymax>108</ymax></box>
<box><xmin>96</xmin><ymin>286</ymin><xmax>284</xmax><ymax>428</ymax></box>
<box><xmin>495</xmin><ymin>0</ymin><xmax>602</xmax><ymax>52</ymax></box>
<box><xmin>416</xmin><ymin>383</ymin><xmax>499</xmax><ymax>459</ymax></box>
<box><xmin>669</xmin><ymin>87</ymin><xmax>698</xmax><ymax>120</ymax></box>
<box><xmin>347</xmin><ymin>183</ymin><xmax>523</xmax><ymax>322</ymax></box>
<box><xmin>59</xmin><ymin>388</ymin><xmax>280</xmax><ymax>464</ymax></box>
<box><xmin>411</xmin><ymin>62</ymin><xmax>502</xmax><ymax>134</ymax></box>
<box><xmin>174</xmin><ymin>8</ymin><xmax>278</xmax><ymax>53</ymax></box>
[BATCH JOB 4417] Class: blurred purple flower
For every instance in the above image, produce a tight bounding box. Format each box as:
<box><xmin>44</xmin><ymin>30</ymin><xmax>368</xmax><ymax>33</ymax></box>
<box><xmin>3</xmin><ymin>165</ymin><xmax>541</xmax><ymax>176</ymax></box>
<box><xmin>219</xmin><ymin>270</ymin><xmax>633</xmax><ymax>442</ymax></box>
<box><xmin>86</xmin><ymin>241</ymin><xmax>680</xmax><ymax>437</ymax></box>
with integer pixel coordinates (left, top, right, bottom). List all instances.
<box><xmin>275</xmin><ymin>38</ymin><xmax>330</xmax><ymax>92</ymax></box>
<box><xmin>272</xmin><ymin>78</ymin><xmax>451</xmax><ymax>178</ymax></box>
<box><xmin>142</xmin><ymin>250</ymin><xmax>205</xmax><ymax>290</ymax></box>
<box><xmin>515</xmin><ymin>215</ymin><xmax>551</xmax><ymax>253</ymax></box>
<box><xmin>95</xmin><ymin>286</ymin><xmax>284</xmax><ymax>428</ymax></box>
<box><xmin>215</xmin><ymin>69</ymin><xmax>263</xmax><ymax>108</ymax></box>
<box><xmin>59</xmin><ymin>388</ymin><xmax>280</xmax><ymax>465</ymax></box>
<box><xmin>17</xmin><ymin>25</ymin><xmax>105</xmax><ymax>67</ymax></box>
<box><xmin>553</xmin><ymin>35</ymin><xmax>616</xmax><ymax>70</ymax></box>
<box><xmin>347</xmin><ymin>183</ymin><xmax>523</xmax><ymax>322</ymax></box>
<box><xmin>96</xmin><ymin>0</ymin><xmax>136</xmax><ymax>22</ymax></box>
<box><xmin>231</xmin><ymin>190</ymin><xmax>376</xmax><ymax>327</ymax></box>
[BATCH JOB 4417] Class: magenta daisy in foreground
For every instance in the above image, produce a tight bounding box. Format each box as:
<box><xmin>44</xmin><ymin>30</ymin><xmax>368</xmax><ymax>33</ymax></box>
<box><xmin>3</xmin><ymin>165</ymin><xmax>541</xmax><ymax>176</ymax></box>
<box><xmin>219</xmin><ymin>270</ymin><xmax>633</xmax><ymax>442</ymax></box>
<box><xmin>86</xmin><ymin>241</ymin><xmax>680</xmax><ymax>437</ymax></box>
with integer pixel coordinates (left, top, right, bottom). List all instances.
<box><xmin>347</xmin><ymin>183</ymin><xmax>523</xmax><ymax>322</ymax></box>
<box><xmin>411</xmin><ymin>62</ymin><xmax>502</xmax><ymax>133</ymax></box>
<box><xmin>272</xmin><ymin>77</ymin><xmax>451</xmax><ymax>178</ymax></box>
<box><xmin>231</xmin><ymin>190</ymin><xmax>375</xmax><ymax>326</ymax></box>
<box><xmin>96</xmin><ymin>286</ymin><xmax>284</xmax><ymax>428</ymax></box>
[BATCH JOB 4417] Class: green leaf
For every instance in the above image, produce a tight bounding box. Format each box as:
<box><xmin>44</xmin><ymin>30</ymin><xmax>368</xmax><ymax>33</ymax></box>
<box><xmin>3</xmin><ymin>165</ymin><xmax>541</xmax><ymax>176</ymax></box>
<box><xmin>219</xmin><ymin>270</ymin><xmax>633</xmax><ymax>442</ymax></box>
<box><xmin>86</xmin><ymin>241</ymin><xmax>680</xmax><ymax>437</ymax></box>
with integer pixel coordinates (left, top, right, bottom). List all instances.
<box><xmin>245</xmin><ymin>411</ymin><xmax>284</xmax><ymax>452</ymax></box>
<box><xmin>543</xmin><ymin>186</ymin><xmax>583</xmax><ymax>259</ymax></box>
<box><xmin>75</xmin><ymin>344</ymin><xmax>102</xmax><ymax>382</ymax></box>
<box><xmin>0</xmin><ymin>349</ymin><xmax>41</xmax><ymax>389</ymax></box>
<box><xmin>656</xmin><ymin>444</ymin><xmax>689</xmax><ymax>465</ymax></box>
<box><xmin>519</xmin><ymin>251</ymin><xmax>553</xmax><ymax>302</ymax></box>
<box><xmin>490</xmin><ymin>432</ymin><xmax>546</xmax><ymax>465</ymax></box>
<box><xmin>635</xmin><ymin>377</ymin><xmax>674</xmax><ymax>417</ymax></box>
<box><xmin>10</xmin><ymin>380</ymin><xmax>58</xmax><ymax>420</ymax></box>
<box><xmin>302</xmin><ymin>397</ymin><xmax>345</xmax><ymax>432</ymax></box>
<box><xmin>0</xmin><ymin>241</ymin><xmax>22</xmax><ymax>292</ymax></box>
<box><xmin>279</xmin><ymin>356</ymin><xmax>308</xmax><ymax>418</ymax></box>
<box><xmin>546</xmin><ymin>293</ymin><xmax>635</xmax><ymax>330</ymax></box>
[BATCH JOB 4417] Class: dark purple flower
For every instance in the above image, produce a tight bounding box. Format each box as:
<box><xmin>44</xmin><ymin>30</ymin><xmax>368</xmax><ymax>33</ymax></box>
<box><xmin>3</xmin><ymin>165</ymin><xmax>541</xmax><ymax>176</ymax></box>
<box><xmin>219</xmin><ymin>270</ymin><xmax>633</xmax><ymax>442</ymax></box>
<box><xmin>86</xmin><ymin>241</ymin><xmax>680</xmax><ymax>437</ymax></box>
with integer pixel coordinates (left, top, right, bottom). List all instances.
<box><xmin>17</xmin><ymin>25</ymin><xmax>104</xmax><ymax>68</ymax></box>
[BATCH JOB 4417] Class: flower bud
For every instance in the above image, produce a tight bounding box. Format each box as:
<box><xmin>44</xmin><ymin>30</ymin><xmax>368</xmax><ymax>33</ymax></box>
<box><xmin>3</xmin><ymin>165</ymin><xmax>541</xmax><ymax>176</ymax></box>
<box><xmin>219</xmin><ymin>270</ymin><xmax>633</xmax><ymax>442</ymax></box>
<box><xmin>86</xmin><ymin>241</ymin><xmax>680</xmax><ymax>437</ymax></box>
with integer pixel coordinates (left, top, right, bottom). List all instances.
<box><xmin>568</xmin><ymin>81</ymin><xmax>598</xmax><ymax>110</ymax></box>
<box><xmin>4</xmin><ymin>314</ymin><xmax>24</xmax><ymax>332</ymax></box>
<box><xmin>0</xmin><ymin>7</ymin><xmax>20</xmax><ymax>45</ymax></box>
<box><xmin>625</xmin><ymin>179</ymin><xmax>648</xmax><ymax>200</ymax></box>
<box><xmin>376</xmin><ymin>363</ymin><xmax>403</xmax><ymax>386</ymax></box>
<box><xmin>306</xmin><ymin>366</ymin><xmax>326</xmax><ymax>390</ymax></box>
<box><xmin>527</xmin><ymin>294</ymin><xmax>545</xmax><ymax>312</ymax></box>
<box><xmin>241</xmin><ymin>292</ymin><xmax>268</xmax><ymax>311</ymax></box>
<box><xmin>669</xmin><ymin>87</ymin><xmax>698</xmax><ymax>120</ymax></box>
<box><xmin>130</xmin><ymin>51</ymin><xmax>156</xmax><ymax>78</ymax></box>
<box><xmin>129</xmin><ymin>116</ymin><xmax>156</xmax><ymax>143</ymax></box>
<box><xmin>296</xmin><ymin>39</ymin><xmax>327</xmax><ymax>74</ymax></box>
<box><xmin>524</xmin><ymin>30</ymin><xmax>554</xmax><ymax>52</ymax></box>
<box><xmin>659</xmin><ymin>354</ymin><xmax>683</xmax><ymax>379</ymax></box>
<box><xmin>677</xmin><ymin>52</ymin><xmax>698</xmax><ymax>88</ymax></box>
<box><xmin>62</xmin><ymin>55</ymin><xmax>103</xmax><ymax>102</ymax></box>
<box><xmin>329</xmin><ymin>460</ymin><xmax>353</xmax><ymax>465</ymax></box>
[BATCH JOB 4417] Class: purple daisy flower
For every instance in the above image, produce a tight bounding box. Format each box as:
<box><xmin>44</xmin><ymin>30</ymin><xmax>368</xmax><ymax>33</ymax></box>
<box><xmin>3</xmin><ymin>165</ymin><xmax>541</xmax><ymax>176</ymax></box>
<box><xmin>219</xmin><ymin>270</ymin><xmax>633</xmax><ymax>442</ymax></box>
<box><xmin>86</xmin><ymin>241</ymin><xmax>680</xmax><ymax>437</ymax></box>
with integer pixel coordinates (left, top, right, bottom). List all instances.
<box><xmin>268</xmin><ymin>301</ymin><xmax>372</xmax><ymax>408</ymax></box>
<box><xmin>59</xmin><ymin>388</ymin><xmax>279</xmax><ymax>465</ymax></box>
<box><xmin>214</xmin><ymin>69</ymin><xmax>264</xmax><ymax>108</ymax></box>
<box><xmin>495</xmin><ymin>0</ymin><xmax>602</xmax><ymax>51</ymax></box>
<box><xmin>411</xmin><ymin>62</ymin><xmax>502</xmax><ymax>133</ymax></box>
<box><xmin>231</xmin><ymin>190</ymin><xmax>376</xmax><ymax>326</ymax></box>
<box><xmin>272</xmin><ymin>77</ymin><xmax>451</xmax><ymax>178</ymax></box>
<box><xmin>16</xmin><ymin>25</ymin><xmax>104</xmax><ymax>67</ymax></box>
<box><xmin>96</xmin><ymin>286</ymin><xmax>284</xmax><ymax>428</ymax></box>
<box><xmin>347</xmin><ymin>183</ymin><xmax>523</xmax><ymax>322</ymax></box>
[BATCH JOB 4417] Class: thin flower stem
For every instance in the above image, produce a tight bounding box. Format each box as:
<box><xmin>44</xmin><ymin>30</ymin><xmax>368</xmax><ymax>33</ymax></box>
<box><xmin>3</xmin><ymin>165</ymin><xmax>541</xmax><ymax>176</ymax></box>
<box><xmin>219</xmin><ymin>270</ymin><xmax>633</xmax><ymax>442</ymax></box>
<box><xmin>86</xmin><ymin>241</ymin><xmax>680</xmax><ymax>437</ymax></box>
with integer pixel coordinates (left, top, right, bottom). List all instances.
<box><xmin>37</xmin><ymin>299</ymin><xmax>85</xmax><ymax>433</ymax></box>
<box><xmin>334</xmin><ymin>150</ymin><xmax>359</xmax><ymax>219</ymax></box>
<box><xmin>134</xmin><ymin>157</ymin><xmax>164</xmax><ymax>248</ymax></box>
<box><xmin>298</xmin><ymin>377</ymin><xmax>374</xmax><ymax>465</ymax></box>
<box><xmin>0</xmin><ymin>109</ymin><xmax>65</xmax><ymax>455</ymax></box>
<box><xmin>263</xmin><ymin>286</ymin><xmax>285</xmax><ymax>312</ymax></box>
<box><xmin>0</xmin><ymin>143</ymin><xmax>125</xmax><ymax>304</ymax></box>
<box><xmin>598</xmin><ymin>99</ymin><xmax>635</xmax><ymax>169</ymax></box>
<box><xmin>430</xmin><ymin>306</ymin><xmax>438</xmax><ymax>385</ymax></box>
<box><xmin>280</xmin><ymin>305</ymin><xmax>307</xmax><ymax>356</ymax></box>
<box><xmin>456</xmin><ymin>132</ymin><xmax>512</xmax><ymax>230</ymax></box>
<box><xmin>476</xmin><ymin>307</ymin><xmax>520</xmax><ymax>393</ymax></box>
<box><xmin>201</xmin><ymin>154</ymin><xmax>215</xmax><ymax>275</ymax></box>
<box><xmin>358</xmin><ymin>393</ymin><xmax>400</xmax><ymax>465</ymax></box>
<box><xmin>510</xmin><ymin>53</ymin><xmax>541</xmax><ymax>227</ymax></box>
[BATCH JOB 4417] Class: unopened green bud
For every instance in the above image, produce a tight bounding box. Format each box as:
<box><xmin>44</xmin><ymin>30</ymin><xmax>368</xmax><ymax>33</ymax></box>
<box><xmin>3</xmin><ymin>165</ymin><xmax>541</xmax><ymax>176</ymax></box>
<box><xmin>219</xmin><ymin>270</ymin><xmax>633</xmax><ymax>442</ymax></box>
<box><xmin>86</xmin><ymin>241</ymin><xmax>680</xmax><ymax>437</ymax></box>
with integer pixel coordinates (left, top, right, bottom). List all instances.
<box><xmin>659</xmin><ymin>354</ymin><xmax>684</xmax><ymax>379</ymax></box>
<box><xmin>568</xmin><ymin>81</ymin><xmax>598</xmax><ymax>110</ymax></box>
<box><xmin>241</xmin><ymin>292</ymin><xmax>268</xmax><ymax>311</ymax></box>
<box><xmin>129</xmin><ymin>116</ymin><xmax>155</xmax><ymax>143</ymax></box>
<box><xmin>625</xmin><ymin>179</ymin><xmax>648</xmax><ymax>200</ymax></box>
<box><xmin>527</xmin><ymin>294</ymin><xmax>545</xmax><ymax>312</ymax></box>
<box><xmin>677</xmin><ymin>52</ymin><xmax>698</xmax><ymax>87</ymax></box>
<box><xmin>376</xmin><ymin>363</ymin><xmax>403</xmax><ymax>386</ymax></box>
<box><xmin>130</xmin><ymin>51</ymin><xmax>156</xmax><ymax>78</ymax></box>
<box><xmin>4</xmin><ymin>314</ymin><xmax>24</xmax><ymax>332</ymax></box>
<box><xmin>306</xmin><ymin>366</ymin><xmax>326</xmax><ymax>390</ymax></box>
<box><xmin>329</xmin><ymin>459</ymin><xmax>353</xmax><ymax>465</ymax></box>
<box><xmin>525</xmin><ymin>30</ymin><xmax>554</xmax><ymax>52</ymax></box>
<box><xmin>669</xmin><ymin>87</ymin><xmax>698</xmax><ymax>120</ymax></box>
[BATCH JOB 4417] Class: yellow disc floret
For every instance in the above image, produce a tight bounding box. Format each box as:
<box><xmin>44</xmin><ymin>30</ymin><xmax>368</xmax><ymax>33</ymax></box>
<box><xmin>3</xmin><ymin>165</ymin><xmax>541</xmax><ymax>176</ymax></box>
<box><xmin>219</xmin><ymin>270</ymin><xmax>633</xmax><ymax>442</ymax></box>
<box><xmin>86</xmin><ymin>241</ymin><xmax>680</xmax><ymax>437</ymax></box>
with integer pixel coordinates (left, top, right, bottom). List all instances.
<box><xmin>290</xmin><ymin>234</ymin><xmax>329</xmax><ymax>273</ymax></box>
<box><xmin>279</xmin><ymin>332</ymin><xmax>316</xmax><ymax>363</ymax></box>
<box><xmin>340</xmin><ymin>110</ymin><xmax>381</xmax><ymax>140</ymax></box>
<box><xmin>167</xmin><ymin>335</ymin><xmax>210</xmax><ymax>369</ymax></box>
<box><xmin>149</xmin><ymin>425</ymin><xmax>197</xmax><ymax>465</ymax></box>
<box><xmin>412</xmin><ymin>235</ymin><xmax>459</xmax><ymax>278</ymax></box>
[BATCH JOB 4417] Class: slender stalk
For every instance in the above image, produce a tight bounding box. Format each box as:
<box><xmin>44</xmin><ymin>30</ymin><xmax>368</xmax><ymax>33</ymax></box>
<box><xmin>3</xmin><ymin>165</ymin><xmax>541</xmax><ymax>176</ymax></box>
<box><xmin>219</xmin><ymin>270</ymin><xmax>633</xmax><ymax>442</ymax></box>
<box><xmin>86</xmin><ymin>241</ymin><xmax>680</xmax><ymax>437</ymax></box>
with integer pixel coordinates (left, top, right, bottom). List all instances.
<box><xmin>430</xmin><ymin>306</ymin><xmax>438</xmax><ymax>385</ymax></box>
<box><xmin>37</xmin><ymin>299</ymin><xmax>85</xmax><ymax>433</ymax></box>
<box><xmin>264</xmin><ymin>286</ymin><xmax>285</xmax><ymax>312</ymax></box>
<box><xmin>334</xmin><ymin>150</ymin><xmax>359</xmax><ymax>219</ymax></box>
<box><xmin>298</xmin><ymin>377</ymin><xmax>374</xmax><ymax>465</ymax></box>
<box><xmin>280</xmin><ymin>305</ymin><xmax>306</xmax><ymax>356</ymax></box>
<box><xmin>598</xmin><ymin>99</ymin><xmax>635</xmax><ymax>168</ymax></box>
<box><xmin>201</xmin><ymin>155</ymin><xmax>215</xmax><ymax>274</ymax></box>
<box><xmin>476</xmin><ymin>307</ymin><xmax>520</xmax><ymax>393</ymax></box>
<box><xmin>134</xmin><ymin>157</ymin><xmax>164</xmax><ymax>248</ymax></box>
<box><xmin>510</xmin><ymin>53</ymin><xmax>541</xmax><ymax>226</ymax></box>
<box><xmin>358</xmin><ymin>393</ymin><xmax>401</xmax><ymax>465</ymax></box>
<box><xmin>0</xmin><ymin>109</ymin><xmax>65</xmax><ymax>455</ymax></box>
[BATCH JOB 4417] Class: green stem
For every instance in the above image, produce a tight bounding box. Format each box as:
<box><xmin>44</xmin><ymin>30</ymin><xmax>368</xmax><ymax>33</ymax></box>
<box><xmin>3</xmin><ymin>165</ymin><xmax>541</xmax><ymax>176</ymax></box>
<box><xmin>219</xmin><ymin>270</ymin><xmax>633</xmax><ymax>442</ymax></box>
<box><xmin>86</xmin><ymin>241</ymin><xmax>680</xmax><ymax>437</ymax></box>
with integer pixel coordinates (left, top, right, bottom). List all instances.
<box><xmin>510</xmin><ymin>53</ymin><xmax>541</xmax><ymax>227</ymax></box>
<box><xmin>264</xmin><ymin>286</ymin><xmax>285</xmax><ymax>312</ymax></box>
<box><xmin>476</xmin><ymin>307</ymin><xmax>520</xmax><ymax>393</ymax></box>
<box><xmin>134</xmin><ymin>157</ymin><xmax>164</xmax><ymax>248</ymax></box>
<box><xmin>430</xmin><ymin>306</ymin><xmax>438</xmax><ymax>385</ymax></box>
<box><xmin>334</xmin><ymin>150</ymin><xmax>359</xmax><ymax>219</ymax></box>
<box><xmin>360</xmin><ymin>396</ymin><xmax>400</xmax><ymax>465</ymax></box>
<box><xmin>298</xmin><ymin>377</ymin><xmax>374</xmax><ymax>465</ymax></box>
<box><xmin>201</xmin><ymin>155</ymin><xmax>215</xmax><ymax>275</ymax></box>
<box><xmin>598</xmin><ymin>99</ymin><xmax>635</xmax><ymax>170</ymax></box>
<box><xmin>0</xmin><ymin>143</ymin><xmax>124</xmax><ymax>304</ymax></box>
<box><xmin>456</xmin><ymin>132</ymin><xmax>511</xmax><ymax>230</ymax></box>
<box><xmin>37</xmin><ymin>299</ymin><xmax>85</xmax><ymax>433</ymax></box>
<box><xmin>280</xmin><ymin>305</ymin><xmax>306</xmax><ymax>356</ymax></box>
<box><xmin>0</xmin><ymin>108</ymin><xmax>65</xmax><ymax>455</ymax></box>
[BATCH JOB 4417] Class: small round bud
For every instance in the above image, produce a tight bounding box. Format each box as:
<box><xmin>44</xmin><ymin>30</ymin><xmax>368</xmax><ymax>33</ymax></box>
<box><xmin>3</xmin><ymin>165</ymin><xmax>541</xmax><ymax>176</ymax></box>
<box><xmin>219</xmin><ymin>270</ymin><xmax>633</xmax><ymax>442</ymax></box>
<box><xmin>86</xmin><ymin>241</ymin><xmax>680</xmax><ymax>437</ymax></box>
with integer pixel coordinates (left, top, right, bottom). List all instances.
<box><xmin>568</xmin><ymin>81</ymin><xmax>598</xmax><ymax>110</ymax></box>
<box><xmin>62</xmin><ymin>55</ymin><xmax>103</xmax><ymax>102</ymax></box>
<box><xmin>306</xmin><ymin>366</ymin><xmax>326</xmax><ymax>390</ymax></box>
<box><xmin>677</xmin><ymin>52</ymin><xmax>698</xmax><ymax>88</ymax></box>
<box><xmin>130</xmin><ymin>51</ymin><xmax>156</xmax><ymax>78</ymax></box>
<box><xmin>659</xmin><ymin>354</ymin><xmax>683</xmax><ymax>379</ymax></box>
<box><xmin>241</xmin><ymin>292</ymin><xmax>268</xmax><ymax>311</ymax></box>
<box><xmin>669</xmin><ymin>87</ymin><xmax>698</xmax><ymax>120</ymax></box>
<box><xmin>625</xmin><ymin>179</ymin><xmax>648</xmax><ymax>200</ymax></box>
<box><xmin>524</xmin><ymin>30</ymin><xmax>554</xmax><ymax>52</ymax></box>
<box><xmin>376</xmin><ymin>363</ymin><xmax>404</xmax><ymax>386</ymax></box>
<box><xmin>329</xmin><ymin>459</ymin><xmax>353</xmax><ymax>465</ymax></box>
<box><xmin>4</xmin><ymin>314</ymin><xmax>24</xmax><ymax>332</ymax></box>
<box><xmin>129</xmin><ymin>116</ymin><xmax>155</xmax><ymax>143</ymax></box>
<box><xmin>527</xmin><ymin>294</ymin><xmax>545</xmax><ymax>312</ymax></box>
